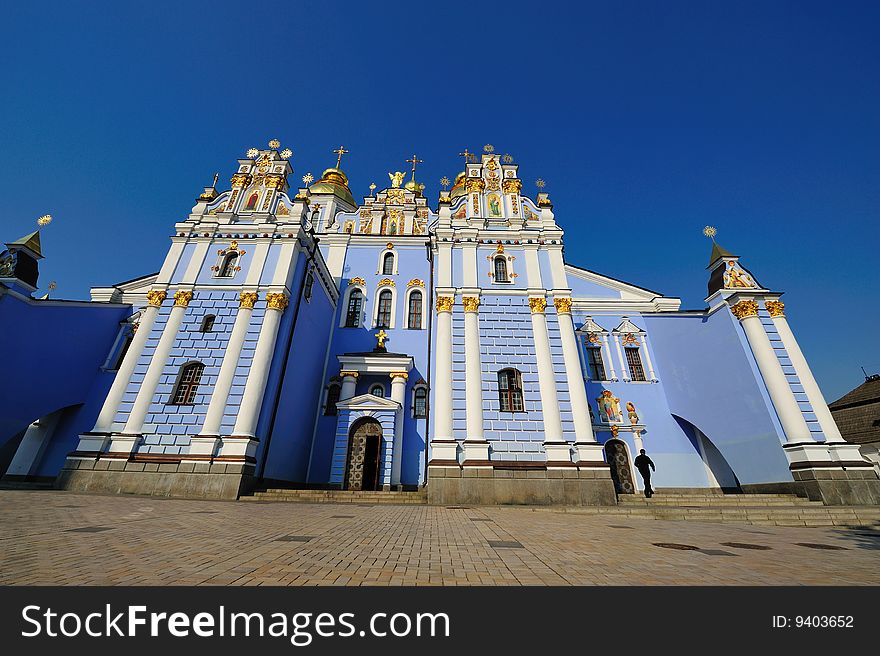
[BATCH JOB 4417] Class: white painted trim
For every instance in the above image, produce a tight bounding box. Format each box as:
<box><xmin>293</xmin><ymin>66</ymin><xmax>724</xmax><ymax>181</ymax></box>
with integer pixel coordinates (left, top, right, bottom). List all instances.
<box><xmin>338</xmin><ymin>284</ymin><xmax>367</xmax><ymax>328</ymax></box>
<box><xmin>371</xmin><ymin>284</ymin><xmax>397</xmax><ymax>329</ymax></box>
<box><xmin>403</xmin><ymin>285</ymin><xmax>427</xmax><ymax>330</ymax></box>
<box><xmin>376</xmin><ymin>248</ymin><xmax>398</xmax><ymax>276</ymax></box>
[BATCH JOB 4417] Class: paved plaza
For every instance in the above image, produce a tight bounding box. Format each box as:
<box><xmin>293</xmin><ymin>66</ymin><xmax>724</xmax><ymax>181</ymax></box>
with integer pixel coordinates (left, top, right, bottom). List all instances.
<box><xmin>1</xmin><ymin>490</ymin><xmax>878</xmax><ymax>586</ymax></box>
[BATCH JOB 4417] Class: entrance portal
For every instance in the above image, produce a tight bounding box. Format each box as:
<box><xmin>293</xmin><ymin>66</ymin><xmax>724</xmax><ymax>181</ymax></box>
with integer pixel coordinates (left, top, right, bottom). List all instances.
<box><xmin>345</xmin><ymin>418</ymin><xmax>383</xmax><ymax>491</ymax></box>
<box><xmin>604</xmin><ymin>439</ymin><xmax>635</xmax><ymax>494</ymax></box>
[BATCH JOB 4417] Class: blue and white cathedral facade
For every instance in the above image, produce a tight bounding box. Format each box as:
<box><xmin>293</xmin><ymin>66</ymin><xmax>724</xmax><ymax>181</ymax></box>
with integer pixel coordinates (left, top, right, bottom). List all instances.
<box><xmin>2</xmin><ymin>142</ymin><xmax>878</xmax><ymax>506</ymax></box>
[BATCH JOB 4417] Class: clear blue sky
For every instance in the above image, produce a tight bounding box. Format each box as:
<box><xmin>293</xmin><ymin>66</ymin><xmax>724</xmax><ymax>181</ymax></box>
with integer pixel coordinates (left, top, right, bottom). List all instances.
<box><xmin>2</xmin><ymin>1</ymin><xmax>878</xmax><ymax>401</ymax></box>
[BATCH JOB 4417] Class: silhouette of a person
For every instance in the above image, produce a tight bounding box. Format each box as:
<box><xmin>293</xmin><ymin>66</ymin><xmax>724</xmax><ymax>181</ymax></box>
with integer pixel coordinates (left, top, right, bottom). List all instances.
<box><xmin>633</xmin><ymin>449</ymin><xmax>655</xmax><ymax>498</ymax></box>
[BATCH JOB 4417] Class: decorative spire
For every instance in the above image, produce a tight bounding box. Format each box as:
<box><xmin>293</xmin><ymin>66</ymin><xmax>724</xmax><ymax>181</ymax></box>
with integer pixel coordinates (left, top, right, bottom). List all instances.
<box><xmin>332</xmin><ymin>145</ymin><xmax>349</xmax><ymax>169</ymax></box>
<box><xmin>459</xmin><ymin>148</ymin><xmax>475</xmax><ymax>164</ymax></box>
<box><xmin>369</xmin><ymin>182</ymin><xmax>376</xmax><ymax>195</ymax></box>
<box><xmin>268</xmin><ymin>139</ymin><xmax>281</xmax><ymax>150</ymax></box>
<box><xmin>302</xmin><ymin>172</ymin><xmax>314</xmax><ymax>185</ymax></box>
<box><xmin>483</xmin><ymin>144</ymin><xmax>495</xmax><ymax>154</ymax></box>
<box><xmin>405</xmin><ymin>153</ymin><xmax>423</xmax><ymax>181</ymax></box>
<box><xmin>704</xmin><ymin>226</ymin><xmax>736</xmax><ymax>267</ymax></box>
<box><xmin>440</xmin><ymin>176</ymin><xmax>451</xmax><ymax>191</ymax></box>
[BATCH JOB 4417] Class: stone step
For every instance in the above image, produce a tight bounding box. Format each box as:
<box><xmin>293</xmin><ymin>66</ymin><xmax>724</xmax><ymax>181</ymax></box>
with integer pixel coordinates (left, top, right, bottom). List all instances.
<box><xmin>241</xmin><ymin>489</ymin><xmax>428</xmax><ymax>504</ymax></box>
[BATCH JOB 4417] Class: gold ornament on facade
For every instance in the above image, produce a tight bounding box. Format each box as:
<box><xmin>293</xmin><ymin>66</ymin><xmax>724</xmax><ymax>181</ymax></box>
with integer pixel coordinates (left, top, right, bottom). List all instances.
<box><xmin>378</xmin><ymin>278</ymin><xmax>395</xmax><ymax>287</ymax></box>
<box><xmin>610</xmin><ymin>425</ymin><xmax>620</xmax><ymax>438</ymax></box>
<box><xmin>462</xmin><ymin>296</ymin><xmax>480</xmax><ymax>313</ymax></box>
<box><xmin>765</xmin><ymin>300</ymin><xmax>785</xmax><ymax>317</ymax></box>
<box><xmin>173</xmin><ymin>290</ymin><xmax>194</xmax><ymax>307</ymax></box>
<box><xmin>502</xmin><ymin>178</ymin><xmax>522</xmax><ymax>194</ymax></box>
<box><xmin>386</xmin><ymin>242</ymin><xmax>394</xmax><ymax>250</ymax></box>
<box><xmin>729</xmin><ymin>299</ymin><xmax>759</xmax><ymax>320</ymax></box>
<box><xmin>146</xmin><ymin>290</ymin><xmax>167</xmax><ymax>307</ymax></box>
<box><xmin>339</xmin><ymin>370</ymin><xmax>359</xmax><ymax>379</ymax></box>
<box><xmin>529</xmin><ymin>297</ymin><xmax>547</xmax><ymax>314</ymax></box>
<box><xmin>266</xmin><ymin>292</ymin><xmax>290</xmax><ymax>311</ymax></box>
<box><xmin>264</xmin><ymin>175</ymin><xmax>285</xmax><ymax>190</ymax></box>
<box><xmin>280</xmin><ymin>148</ymin><xmax>293</xmax><ymax>159</ymax></box>
<box><xmin>376</xmin><ymin>330</ymin><xmax>388</xmax><ymax>348</ymax></box>
<box><xmin>246</xmin><ymin>148</ymin><xmax>259</xmax><ymax>158</ymax></box>
<box><xmin>407</xmin><ymin>278</ymin><xmax>425</xmax><ymax>287</ymax></box>
<box><xmin>496</xmin><ymin>242</ymin><xmax>505</xmax><ymax>253</ymax></box>
<box><xmin>436</xmin><ymin>296</ymin><xmax>454</xmax><ymax>313</ymax></box>
<box><xmin>388</xmin><ymin>171</ymin><xmax>406</xmax><ymax>188</ymax></box>
<box><xmin>537</xmin><ymin>195</ymin><xmax>552</xmax><ymax>207</ymax></box>
<box><xmin>466</xmin><ymin>179</ymin><xmax>486</xmax><ymax>193</ymax></box>
<box><xmin>554</xmin><ymin>297</ymin><xmax>573</xmax><ymax>314</ymax></box>
<box><xmin>389</xmin><ymin>371</ymin><xmax>409</xmax><ymax>381</ymax></box>
<box><xmin>230</xmin><ymin>173</ymin><xmax>251</xmax><ymax>188</ymax></box>
<box><xmin>268</xmin><ymin>139</ymin><xmax>281</xmax><ymax>149</ymax></box>
<box><xmin>349</xmin><ymin>276</ymin><xmax>366</xmax><ymax>286</ymax></box>
<box><xmin>239</xmin><ymin>292</ymin><xmax>259</xmax><ymax>309</ymax></box>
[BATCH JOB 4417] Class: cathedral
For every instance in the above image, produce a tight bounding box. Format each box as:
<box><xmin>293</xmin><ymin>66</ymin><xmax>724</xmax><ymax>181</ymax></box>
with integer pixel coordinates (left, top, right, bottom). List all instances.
<box><xmin>2</xmin><ymin>141</ymin><xmax>879</xmax><ymax>506</ymax></box>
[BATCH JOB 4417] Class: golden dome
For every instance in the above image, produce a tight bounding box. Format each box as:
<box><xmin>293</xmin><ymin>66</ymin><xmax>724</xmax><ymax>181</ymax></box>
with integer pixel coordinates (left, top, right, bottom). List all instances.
<box><xmin>404</xmin><ymin>178</ymin><xmax>425</xmax><ymax>197</ymax></box>
<box><xmin>309</xmin><ymin>167</ymin><xmax>356</xmax><ymax>207</ymax></box>
<box><xmin>449</xmin><ymin>171</ymin><xmax>467</xmax><ymax>200</ymax></box>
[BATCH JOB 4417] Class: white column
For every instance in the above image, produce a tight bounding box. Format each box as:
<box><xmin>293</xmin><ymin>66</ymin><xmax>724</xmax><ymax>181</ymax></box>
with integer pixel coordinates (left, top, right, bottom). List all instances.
<box><xmin>766</xmin><ymin>301</ymin><xmax>844</xmax><ymax>442</ymax></box>
<box><xmin>430</xmin><ymin>295</ymin><xmax>457</xmax><ymax>462</ymax></box>
<box><xmin>90</xmin><ymin>291</ymin><xmax>165</xmax><ymax>436</ymax></box>
<box><xmin>114</xmin><ymin>290</ymin><xmax>193</xmax><ymax>453</ymax></box>
<box><xmin>190</xmin><ymin>292</ymin><xmax>258</xmax><ymax>457</ymax></box>
<box><xmin>731</xmin><ymin>300</ymin><xmax>812</xmax><ymax>443</ymax></box>
<box><xmin>639</xmin><ymin>334</ymin><xmax>657</xmax><ymax>381</ymax></box>
<box><xmin>230</xmin><ymin>292</ymin><xmax>289</xmax><ymax>439</ymax></box>
<box><xmin>462</xmin><ymin>295</ymin><xmax>489</xmax><ymax>461</ymax></box>
<box><xmin>602</xmin><ymin>334</ymin><xmax>617</xmax><ymax>380</ymax></box>
<box><xmin>390</xmin><ymin>372</ymin><xmax>408</xmax><ymax>486</ymax></box>
<box><xmin>613</xmin><ymin>334</ymin><xmax>629</xmax><ymax>382</ymax></box>
<box><xmin>339</xmin><ymin>371</ymin><xmax>358</xmax><ymax>400</ymax></box>
<box><xmin>554</xmin><ymin>299</ymin><xmax>601</xmax><ymax>462</ymax></box>
<box><xmin>530</xmin><ymin>297</ymin><xmax>569</xmax><ymax>463</ymax></box>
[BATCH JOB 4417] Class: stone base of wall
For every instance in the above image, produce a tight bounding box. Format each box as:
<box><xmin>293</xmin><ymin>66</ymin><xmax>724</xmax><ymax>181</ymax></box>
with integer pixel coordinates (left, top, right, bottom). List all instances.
<box><xmin>427</xmin><ymin>463</ymin><xmax>618</xmax><ymax>506</ymax></box>
<box><xmin>56</xmin><ymin>456</ymin><xmax>255</xmax><ymax>500</ymax></box>
<box><xmin>790</xmin><ymin>466</ymin><xmax>880</xmax><ymax>506</ymax></box>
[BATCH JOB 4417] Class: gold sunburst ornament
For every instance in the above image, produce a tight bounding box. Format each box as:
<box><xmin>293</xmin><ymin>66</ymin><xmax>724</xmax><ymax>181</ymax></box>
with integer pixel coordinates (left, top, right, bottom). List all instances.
<box><xmin>246</xmin><ymin>148</ymin><xmax>259</xmax><ymax>158</ymax></box>
<box><xmin>483</xmin><ymin>144</ymin><xmax>495</xmax><ymax>153</ymax></box>
<box><xmin>369</xmin><ymin>182</ymin><xmax>377</xmax><ymax>194</ymax></box>
<box><xmin>268</xmin><ymin>139</ymin><xmax>281</xmax><ymax>149</ymax></box>
<box><xmin>502</xmin><ymin>153</ymin><xmax>513</xmax><ymax>164</ymax></box>
<box><xmin>302</xmin><ymin>173</ymin><xmax>314</xmax><ymax>185</ymax></box>
<box><xmin>281</xmin><ymin>148</ymin><xmax>293</xmax><ymax>159</ymax></box>
<box><xmin>37</xmin><ymin>214</ymin><xmax>53</xmax><ymax>227</ymax></box>
<box><xmin>535</xmin><ymin>179</ymin><xmax>546</xmax><ymax>190</ymax></box>
<box><xmin>703</xmin><ymin>225</ymin><xmax>718</xmax><ymax>239</ymax></box>
<box><xmin>440</xmin><ymin>176</ymin><xmax>450</xmax><ymax>190</ymax></box>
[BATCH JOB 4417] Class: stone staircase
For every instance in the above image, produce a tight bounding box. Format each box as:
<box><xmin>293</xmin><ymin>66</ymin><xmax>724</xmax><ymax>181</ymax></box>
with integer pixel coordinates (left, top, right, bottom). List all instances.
<box><xmin>559</xmin><ymin>492</ymin><xmax>880</xmax><ymax>527</ymax></box>
<box><xmin>241</xmin><ymin>488</ymin><xmax>428</xmax><ymax>504</ymax></box>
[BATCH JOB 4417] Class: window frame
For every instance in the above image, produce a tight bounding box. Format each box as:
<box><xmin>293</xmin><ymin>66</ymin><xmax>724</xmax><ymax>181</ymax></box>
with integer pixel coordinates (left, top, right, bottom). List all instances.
<box><xmin>625</xmin><ymin>346</ymin><xmax>647</xmax><ymax>382</ymax></box>
<box><xmin>200</xmin><ymin>314</ymin><xmax>216</xmax><ymax>333</ymax></box>
<box><xmin>494</xmin><ymin>256</ymin><xmax>509</xmax><ymax>283</ymax></box>
<box><xmin>344</xmin><ymin>288</ymin><xmax>364</xmax><ymax>328</ymax></box>
<box><xmin>497</xmin><ymin>368</ymin><xmax>525</xmax><ymax>413</ymax></box>
<box><xmin>374</xmin><ymin>288</ymin><xmax>394</xmax><ymax>329</ymax></box>
<box><xmin>217</xmin><ymin>252</ymin><xmax>239</xmax><ymax>278</ymax></box>
<box><xmin>585</xmin><ymin>345</ymin><xmax>606</xmax><ymax>381</ymax></box>
<box><xmin>170</xmin><ymin>362</ymin><xmax>205</xmax><ymax>406</ymax></box>
<box><xmin>406</xmin><ymin>289</ymin><xmax>423</xmax><ymax>329</ymax></box>
<box><xmin>369</xmin><ymin>384</ymin><xmax>386</xmax><ymax>398</ymax></box>
<box><xmin>412</xmin><ymin>385</ymin><xmax>428</xmax><ymax>418</ymax></box>
<box><xmin>382</xmin><ymin>252</ymin><xmax>395</xmax><ymax>275</ymax></box>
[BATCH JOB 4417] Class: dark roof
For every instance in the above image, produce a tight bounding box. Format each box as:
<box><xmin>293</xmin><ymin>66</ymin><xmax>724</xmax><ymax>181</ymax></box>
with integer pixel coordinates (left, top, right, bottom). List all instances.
<box><xmin>828</xmin><ymin>376</ymin><xmax>880</xmax><ymax>445</ymax></box>
<box><xmin>707</xmin><ymin>241</ymin><xmax>735</xmax><ymax>267</ymax></box>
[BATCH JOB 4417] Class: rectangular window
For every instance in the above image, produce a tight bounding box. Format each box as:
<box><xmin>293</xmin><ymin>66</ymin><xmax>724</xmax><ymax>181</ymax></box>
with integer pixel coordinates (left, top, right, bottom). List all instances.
<box><xmin>586</xmin><ymin>347</ymin><xmax>606</xmax><ymax>381</ymax></box>
<box><xmin>626</xmin><ymin>347</ymin><xmax>646</xmax><ymax>382</ymax></box>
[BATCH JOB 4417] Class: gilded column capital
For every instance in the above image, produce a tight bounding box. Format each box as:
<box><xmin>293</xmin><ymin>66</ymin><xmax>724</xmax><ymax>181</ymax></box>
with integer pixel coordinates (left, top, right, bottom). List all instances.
<box><xmin>173</xmin><ymin>290</ymin><xmax>194</xmax><ymax>308</ymax></box>
<box><xmin>265</xmin><ymin>292</ymin><xmax>290</xmax><ymax>311</ymax></box>
<box><xmin>339</xmin><ymin>370</ymin><xmax>359</xmax><ymax>379</ymax></box>
<box><xmin>436</xmin><ymin>295</ymin><xmax>454</xmax><ymax>313</ymax></box>
<box><xmin>146</xmin><ymin>290</ymin><xmax>167</xmax><ymax>307</ymax></box>
<box><xmin>553</xmin><ymin>297</ymin><xmax>573</xmax><ymax>314</ymax></box>
<box><xmin>230</xmin><ymin>173</ymin><xmax>251</xmax><ymax>188</ymax></box>
<box><xmin>462</xmin><ymin>296</ymin><xmax>480</xmax><ymax>313</ymax></box>
<box><xmin>529</xmin><ymin>297</ymin><xmax>547</xmax><ymax>314</ymax></box>
<box><xmin>239</xmin><ymin>292</ymin><xmax>259</xmax><ymax>309</ymax></box>
<box><xmin>765</xmin><ymin>300</ymin><xmax>785</xmax><ymax>318</ymax></box>
<box><xmin>389</xmin><ymin>372</ymin><xmax>409</xmax><ymax>381</ymax></box>
<box><xmin>502</xmin><ymin>178</ymin><xmax>522</xmax><ymax>194</ymax></box>
<box><xmin>729</xmin><ymin>299</ymin><xmax>759</xmax><ymax>320</ymax></box>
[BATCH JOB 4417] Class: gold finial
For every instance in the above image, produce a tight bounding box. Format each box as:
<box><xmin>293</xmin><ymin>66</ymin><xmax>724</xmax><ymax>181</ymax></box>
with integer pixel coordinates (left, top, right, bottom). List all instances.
<box><xmin>406</xmin><ymin>153</ymin><xmax>423</xmax><ymax>180</ymax></box>
<box><xmin>703</xmin><ymin>225</ymin><xmax>717</xmax><ymax>240</ymax></box>
<box><xmin>37</xmin><ymin>214</ymin><xmax>53</xmax><ymax>227</ymax></box>
<box><xmin>281</xmin><ymin>148</ymin><xmax>293</xmax><ymax>159</ymax></box>
<box><xmin>459</xmin><ymin>148</ymin><xmax>473</xmax><ymax>164</ymax></box>
<box><xmin>369</xmin><ymin>182</ymin><xmax>377</xmax><ymax>195</ymax></box>
<box><xmin>535</xmin><ymin>178</ymin><xmax>546</xmax><ymax>190</ymax></box>
<box><xmin>268</xmin><ymin>139</ymin><xmax>281</xmax><ymax>149</ymax></box>
<box><xmin>440</xmin><ymin>176</ymin><xmax>451</xmax><ymax>190</ymax></box>
<box><xmin>483</xmin><ymin>144</ymin><xmax>495</xmax><ymax>153</ymax></box>
<box><xmin>302</xmin><ymin>172</ymin><xmax>314</xmax><ymax>185</ymax></box>
<box><xmin>211</xmin><ymin>172</ymin><xmax>219</xmax><ymax>187</ymax></box>
<box><xmin>246</xmin><ymin>148</ymin><xmax>259</xmax><ymax>158</ymax></box>
<box><xmin>502</xmin><ymin>153</ymin><xmax>513</xmax><ymax>164</ymax></box>
<box><xmin>332</xmin><ymin>145</ymin><xmax>349</xmax><ymax>168</ymax></box>
<box><xmin>376</xmin><ymin>329</ymin><xmax>388</xmax><ymax>348</ymax></box>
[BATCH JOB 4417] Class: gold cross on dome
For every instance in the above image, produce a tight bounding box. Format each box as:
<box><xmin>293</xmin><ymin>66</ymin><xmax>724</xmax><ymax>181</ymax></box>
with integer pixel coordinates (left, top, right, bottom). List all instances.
<box><xmin>406</xmin><ymin>154</ymin><xmax>423</xmax><ymax>178</ymax></box>
<box><xmin>458</xmin><ymin>148</ymin><xmax>473</xmax><ymax>164</ymax></box>
<box><xmin>376</xmin><ymin>330</ymin><xmax>388</xmax><ymax>348</ymax></box>
<box><xmin>333</xmin><ymin>145</ymin><xmax>349</xmax><ymax>168</ymax></box>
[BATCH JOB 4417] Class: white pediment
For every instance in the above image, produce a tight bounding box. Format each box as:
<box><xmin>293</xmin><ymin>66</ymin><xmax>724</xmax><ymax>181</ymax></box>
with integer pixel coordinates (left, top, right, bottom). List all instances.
<box><xmin>577</xmin><ymin>316</ymin><xmax>608</xmax><ymax>333</ymax></box>
<box><xmin>335</xmin><ymin>394</ymin><xmax>401</xmax><ymax>411</ymax></box>
<box><xmin>613</xmin><ymin>317</ymin><xmax>645</xmax><ymax>334</ymax></box>
<box><xmin>90</xmin><ymin>272</ymin><xmax>159</xmax><ymax>304</ymax></box>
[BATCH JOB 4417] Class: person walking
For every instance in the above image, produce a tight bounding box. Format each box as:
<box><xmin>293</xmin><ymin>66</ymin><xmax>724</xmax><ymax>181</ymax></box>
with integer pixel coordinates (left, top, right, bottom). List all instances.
<box><xmin>633</xmin><ymin>449</ymin><xmax>655</xmax><ymax>498</ymax></box>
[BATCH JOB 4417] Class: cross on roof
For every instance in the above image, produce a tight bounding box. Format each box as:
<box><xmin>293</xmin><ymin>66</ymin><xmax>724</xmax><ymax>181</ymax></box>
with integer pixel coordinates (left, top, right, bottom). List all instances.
<box><xmin>406</xmin><ymin>154</ymin><xmax>423</xmax><ymax>178</ymax></box>
<box><xmin>333</xmin><ymin>145</ymin><xmax>349</xmax><ymax>168</ymax></box>
<box><xmin>459</xmin><ymin>148</ymin><xmax>474</xmax><ymax>164</ymax></box>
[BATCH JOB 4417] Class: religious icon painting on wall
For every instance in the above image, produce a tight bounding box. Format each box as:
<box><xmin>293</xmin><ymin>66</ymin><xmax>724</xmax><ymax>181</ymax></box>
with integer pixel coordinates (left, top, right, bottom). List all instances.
<box><xmin>597</xmin><ymin>390</ymin><xmax>623</xmax><ymax>424</ymax></box>
<box><xmin>453</xmin><ymin>204</ymin><xmax>467</xmax><ymax>220</ymax></box>
<box><xmin>723</xmin><ymin>261</ymin><xmax>757</xmax><ymax>289</ymax></box>
<box><xmin>488</xmin><ymin>193</ymin><xmax>502</xmax><ymax>218</ymax></box>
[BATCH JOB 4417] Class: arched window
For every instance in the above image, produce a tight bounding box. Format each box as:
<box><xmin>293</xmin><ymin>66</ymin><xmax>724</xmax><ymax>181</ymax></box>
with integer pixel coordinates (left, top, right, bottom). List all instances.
<box><xmin>245</xmin><ymin>191</ymin><xmax>259</xmax><ymax>211</ymax></box>
<box><xmin>407</xmin><ymin>290</ymin><xmax>423</xmax><ymax>329</ymax></box>
<box><xmin>625</xmin><ymin>347</ymin><xmax>646</xmax><ymax>382</ymax></box>
<box><xmin>303</xmin><ymin>271</ymin><xmax>314</xmax><ymax>301</ymax></box>
<box><xmin>345</xmin><ymin>289</ymin><xmax>363</xmax><ymax>327</ymax></box>
<box><xmin>376</xmin><ymin>289</ymin><xmax>393</xmax><ymax>328</ymax></box>
<box><xmin>219</xmin><ymin>252</ymin><xmax>238</xmax><ymax>278</ymax></box>
<box><xmin>497</xmin><ymin>368</ymin><xmax>524</xmax><ymax>413</ymax></box>
<box><xmin>413</xmin><ymin>386</ymin><xmax>428</xmax><ymax>418</ymax></box>
<box><xmin>382</xmin><ymin>252</ymin><xmax>395</xmax><ymax>275</ymax></box>
<box><xmin>200</xmin><ymin>315</ymin><xmax>216</xmax><ymax>333</ymax></box>
<box><xmin>171</xmin><ymin>362</ymin><xmax>205</xmax><ymax>405</ymax></box>
<box><xmin>494</xmin><ymin>256</ymin><xmax>509</xmax><ymax>282</ymax></box>
<box><xmin>325</xmin><ymin>384</ymin><xmax>341</xmax><ymax>416</ymax></box>
<box><xmin>370</xmin><ymin>384</ymin><xmax>385</xmax><ymax>398</ymax></box>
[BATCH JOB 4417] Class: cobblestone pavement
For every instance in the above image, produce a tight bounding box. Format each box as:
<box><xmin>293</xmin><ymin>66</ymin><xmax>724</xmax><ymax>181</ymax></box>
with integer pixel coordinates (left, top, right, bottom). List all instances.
<box><xmin>1</xmin><ymin>491</ymin><xmax>879</xmax><ymax>585</ymax></box>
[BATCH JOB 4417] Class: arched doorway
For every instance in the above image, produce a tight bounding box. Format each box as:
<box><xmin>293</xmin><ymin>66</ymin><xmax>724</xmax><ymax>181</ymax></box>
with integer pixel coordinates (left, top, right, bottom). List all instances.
<box><xmin>604</xmin><ymin>439</ymin><xmax>635</xmax><ymax>494</ymax></box>
<box><xmin>345</xmin><ymin>418</ymin><xmax>383</xmax><ymax>491</ymax></box>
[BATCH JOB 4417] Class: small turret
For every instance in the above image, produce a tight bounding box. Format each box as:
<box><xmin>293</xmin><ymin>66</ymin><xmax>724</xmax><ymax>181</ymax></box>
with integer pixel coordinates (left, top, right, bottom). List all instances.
<box><xmin>703</xmin><ymin>226</ymin><xmax>763</xmax><ymax>297</ymax></box>
<box><xmin>1</xmin><ymin>216</ymin><xmax>51</xmax><ymax>295</ymax></box>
